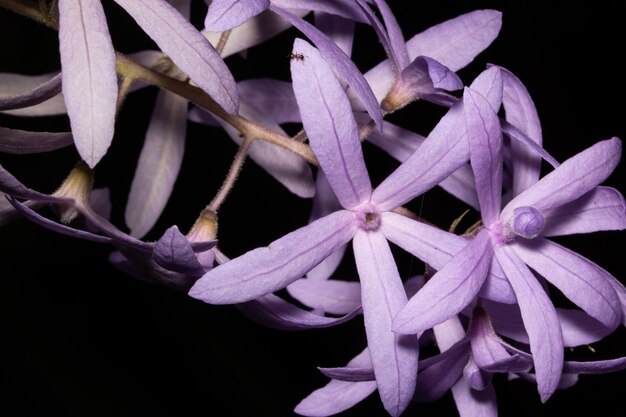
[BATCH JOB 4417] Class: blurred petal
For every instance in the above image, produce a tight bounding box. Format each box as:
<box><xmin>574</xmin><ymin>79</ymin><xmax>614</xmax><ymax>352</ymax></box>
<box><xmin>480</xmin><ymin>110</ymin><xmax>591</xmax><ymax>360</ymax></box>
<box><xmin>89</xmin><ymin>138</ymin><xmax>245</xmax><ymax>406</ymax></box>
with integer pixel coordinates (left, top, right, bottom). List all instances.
<box><xmin>287</xmin><ymin>278</ymin><xmax>361</xmax><ymax>315</ymax></box>
<box><xmin>204</xmin><ymin>0</ymin><xmax>269</xmax><ymax>32</ymax></box>
<box><xmin>314</xmin><ymin>12</ymin><xmax>355</xmax><ymax>56</ymax></box>
<box><xmin>451</xmin><ymin>377</ymin><xmax>498</xmax><ymax>417</ymax></box>
<box><xmin>291</xmin><ymin>38</ymin><xmax>371</xmax><ymax>208</ymax></box>
<box><xmin>59</xmin><ymin>0</ymin><xmax>118</xmax><ymax>168</ymax></box>
<box><xmin>271</xmin><ymin>0</ymin><xmax>367</xmax><ymax>22</ymax></box>
<box><xmin>502</xmin><ymin>138</ymin><xmax>622</xmax><ymax>218</ymax></box>
<box><xmin>0</xmin><ymin>127</ymin><xmax>73</xmax><ymax>154</ymax></box>
<box><xmin>562</xmin><ymin>357</ymin><xmax>626</xmax><ymax>374</ymax></box>
<box><xmin>0</xmin><ymin>72</ymin><xmax>61</xmax><ymax>111</ymax></box>
<box><xmin>495</xmin><ymin>245</ymin><xmax>563</xmax><ymax>402</ymax></box>
<box><xmin>272</xmin><ymin>6</ymin><xmax>383</xmax><ymax>129</ymax></box>
<box><xmin>125</xmin><ymin>90</ymin><xmax>188</xmax><ymax>238</ymax></box>
<box><xmin>319</xmin><ymin>366</ymin><xmax>374</xmax><ymax>382</ymax></box>
<box><xmin>393</xmin><ymin>230</ymin><xmax>492</xmax><ymax>335</ymax></box>
<box><xmin>114</xmin><ymin>0</ymin><xmax>239</xmax><ymax>114</ymax></box>
<box><xmin>237</xmin><ymin>78</ymin><xmax>300</xmax><ymax>124</ymax></box>
<box><xmin>353</xmin><ymin>230</ymin><xmax>417</xmax><ymax>417</ymax></box>
<box><xmin>152</xmin><ymin>225</ymin><xmax>207</xmax><ymax>276</ymax></box>
<box><xmin>189</xmin><ymin>210</ymin><xmax>356</xmax><ymax>304</ymax></box>
<box><xmin>513</xmin><ymin>238</ymin><xmax>621</xmax><ymax>329</ymax></box>
<box><xmin>541</xmin><ymin>186</ymin><xmax>626</xmax><ymax>236</ymax></box>
<box><xmin>0</xmin><ymin>72</ymin><xmax>66</xmax><ymax>116</ymax></box>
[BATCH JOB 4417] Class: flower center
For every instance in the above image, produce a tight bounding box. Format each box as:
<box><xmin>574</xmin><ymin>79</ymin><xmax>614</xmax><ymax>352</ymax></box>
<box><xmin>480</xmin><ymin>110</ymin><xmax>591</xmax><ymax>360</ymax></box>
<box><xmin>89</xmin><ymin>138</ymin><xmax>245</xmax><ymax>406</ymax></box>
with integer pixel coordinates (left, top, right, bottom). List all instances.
<box><xmin>354</xmin><ymin>202</ymin><xmax>381</xmax><ymax>231</ymax></box>
<box><xmin>512</xmin><ymin>206</ymin><xmax>544</xmax><ymax>239</ymax></box>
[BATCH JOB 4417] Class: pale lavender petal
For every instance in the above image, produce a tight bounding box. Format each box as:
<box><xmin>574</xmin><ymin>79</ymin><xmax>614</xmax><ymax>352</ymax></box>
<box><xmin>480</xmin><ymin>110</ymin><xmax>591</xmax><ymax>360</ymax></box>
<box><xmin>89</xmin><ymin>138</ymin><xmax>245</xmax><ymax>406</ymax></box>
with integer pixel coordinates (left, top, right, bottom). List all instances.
<box><xmin>319</xmin><ymin>367</ymin><xmax>374</xmax><ymax>382</ymax></box>
<box><xmin>125</xmin><ymin>90</ymin><xmax>188</xmax><ymax>238</ymax></box>
<box><xmin>479</xmin><ymin>256</ymin><xmax>517</xmax><ymax>304</ymax></box>
<box><xmin>271</xmin><ymin>0</ymin><xmax>367</xmax><ymax>22</ymax></box>
<box><xmin>203</xmin><ymin>9</ymin><xmax>309</xmax><ymax>58</ymax></box>
<box><xmin>272</xmin><ymin>6</ymin><xmax>383</xmax><ymax>129</ymax></box>
<box><xmin>0</xmin><ymin>72</ymin><xmax>61</xmax><ymax>111</ymax></box>
<box><xmin>500</xmin><ymin>121</ymin><xmax>559</xmax><ymax>169</ymax></box>
<box><xmin>502</xmin><ymin>138</ymin><xmax>622</xmax><ymax>219</ymax></box>
<box><xmin>464</xmin><ymin>87</ymin><xmax>503</xmax><ymax>226</ymax></box>
<box><xmin>291</xmin><ymin>38</ymin><xmax>371</xmax><ymax>209</ymax></box>
<box><xmin>467</xmin><ymin>66</ymin><xmax>503</xmax><ymax>112</ymax></box>
<box><xmin>152</xmin><ymin>225</ymin><xmax>207</xmax><ymax>276</ymax></box>
<box><xmin>59</xmin><ymin>0</ymin><xmax>118</xmax><ymax>168</ymax></box>
<box><xmin>372</xmin><ymin>102</ymin><xmax>468</xmax><ymax>211</ymax></box>
<box><xmin>0</xmin><ymin>127</ymin><xmax>73</xmax><ymax>154</ymax></box>
<box><xmin>314</xmin><ymin>12</ymin><xmax>355</xmax><ymax>56</ymax></box>
<box><xmin>393</xmin><ymin>230</ymin><xmax>492</xmax><ymax>335</ymax></box>
<box><xmin>463</xmin><ymin>358</ymin><xmax>490</xmax><ymax>390</ymax></box>
<box><xmin>0</xmin><ymin>72</ymin><xmax>66</xmax><ymax>116</ymax></box>
<box><xmin>189</xmin><ymin>210</ymin><xmax>356</xmax><ymax>304</ymax></box>
<box><xmin>371</xmin><ymin>0</ymin><xmax>408</xmax><ymax>69</ymax></box>
<box><xmin>295</xmin><ymin>349</ymin><xmax>377</xmax><ymax>417</ymax></box>
<box><xmin>353</xmin><ymin>230</ymin><xmax>418</xmax><ymax>417</ymax></box>
<box><xmin>500</xmin><ymin>66</ymin><xmax>543</xmax><ymax>196</ymax></box>
<box><xmin>114</xmin><ymin>0</ymin><xmax>239</xmax><ymax>114</ymax></box>
<box><xmin>204</xmin><ymin>0</ymin><xmax>269</xmax><ymax>32</ymax></box>
<box><xmin>562</xmin><ymin>357</ymin><xmax>626</xmax><ymax>374</ymax></box>
<box><xmin>541</xmin><ymin>186</ymin><xmax>626</xmax><ymax>236</ymax></box>
<box><xmin>494</xmin><ymin>245</ymin><xmax>563</xmax><ymax>402</ymax></box>
<box><xmin>354</xmin><ymin>0</ymin><xmax>399</xmax><ymax>73</ymax></box>
<box><xmin>606</xmin><ymin>273</ymin><xmax>626</xmax><ymax>326</ymax></box>
<box><xmin>451</xmin><ymin>377</ymin><xmax>498</xmax><ymax>417</ymax></box>
<box><xmin>237</xmin><ymin>293</ymin><xmax>360</xmax><ymax>330</ymax></box>
<box><xmin>237</xmin><ymin>78</ymin><xmax>300</xmax><ymax>124</ymax></box>
<box><xmin>363</xmin><ymin>10</ymin><xmax>501</xmax><ymax>102</ymax></box>
<box><xmin>381</xmin><ymin>211</ymin><xmax>466</xmax><ymax>270</ymax></box>
<box><xmin>287</xmin><ymin>278</ymin><xmax>361</xmax><ymax>315</ymax></box>
<box><xmin>513</xmin><ymin>237</ymin><xmax>621</xmax><ymax>329</ymax></box>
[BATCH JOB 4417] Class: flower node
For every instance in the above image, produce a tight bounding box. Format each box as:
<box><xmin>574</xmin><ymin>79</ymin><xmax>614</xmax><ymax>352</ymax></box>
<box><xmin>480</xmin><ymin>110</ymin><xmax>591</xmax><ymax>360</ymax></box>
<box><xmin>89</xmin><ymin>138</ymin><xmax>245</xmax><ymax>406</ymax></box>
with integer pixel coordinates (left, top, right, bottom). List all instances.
<box><xmin>354</xmin><ymin>203</ymin><xmax>381</xmax><ymax>231</ymax></box>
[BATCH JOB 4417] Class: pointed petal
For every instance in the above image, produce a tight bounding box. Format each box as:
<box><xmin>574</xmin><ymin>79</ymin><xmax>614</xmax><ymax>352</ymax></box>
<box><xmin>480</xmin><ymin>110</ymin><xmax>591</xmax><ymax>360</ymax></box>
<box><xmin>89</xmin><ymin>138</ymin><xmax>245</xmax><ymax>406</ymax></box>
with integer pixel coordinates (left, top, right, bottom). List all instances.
<box><xmin>0</xmin><ymin>72</ymin><xmax>67</xmax><ymax>116</ymax></box>
<box><xmin>467</xmin><ymin>66</ymin><xmax>503</xmax><ymax>112</ymax></box>
<box><xmin>494</xmin><ymin>245</ymin><xmax>563</xmax><ymax>402</ymax></box>
<box><xmin>319</xmin><ymin>366</ymin><xmax>374</xmax><ymax>382</ymax></box>
<box><xmin>0</xmin><ymin>127</ymin><xmax>73</xmax><ymax>154</ymax></box>
<box><xmin>451</xmin><ymin>378</ymin><xmax>498</xmax><ymax>417</ymax></box>
<box><xmin>371</xmin><ymin>0</ymin><xmax>409</xmax><ymax>68</ymax></box>
<box><xmin>541</xmin><ymin>186</ymin><xmax>626</xmax><ymax>236</ymax></box>
<box><xmin>502</xmin><ymin>138</ymin><xmax>622</xmax><ymax>219</ymax></box>
<box><xmin>152</xmin><ymin>225</ymin><xmax>207</xmax><ymax>276</ymax></box>
<box><xmin>237</xmin><ymin>78</ymin><xmax>300</xmax><ymax>124</ymax></box>
<box><xmin>372</xmin><ymin>102</ymin><xmax>468</xmax><ymax>210</ymax></box>
<box><xmin>125</xmin><ymin>90</ymin><xmax>188</xmax><ymax>238</ymax></box>
<box><xmin>291</xmin><ymin>38</ymin><xmax>371</xmax><ymax>208</ymax></box>
<box><xmin>479</xmin><ymin>255</ymin><xmax>517</xmax><ymax>304</ymax></box>
<box><xmin>394</xmin><ymin>230</ymin><xmax>492</xmax><ymax>335</ymax></box>
<box><xmin>287</xmin><ymin>278</ymin><xmax>361</xmax><ymax>315</ymax></box>
<box><xmin>59</xmin><ymin>0</ymin><xmax>118</xmax><ymax>167</ymax></box>
<box><xmin>606</xmin><ymin>273</ymin><xmax>626</xmax><ymax>326</ymax></box>
<box><xmin>0</xmin><ymin>72</ymin><xmax>61</xmax><ymax>111</ymax></box>
<box><xmin>500</xmin><ymin>66</ymin><xmax>543</xmax><ymax>196</ymax></box>
<box><xmin>464</xmin><ymin>87</ymin><xmax>503</xmax><ymax>225</ymax></box>
<box><xmin>354</xmin><ymin>0</ymin><xmax>400</xmax><ymax>74</ymax></box>
<box><xmin>204</xmin><ymin>0</ymin><xmax>269</xmax><ymax>32</ymax></box>
<box><xmin>381</xmin><ymin>211</ymin><xmax>466</xmax><ymax>270</ymax></box>
<box><xmin>189</xmin><ymin>210</ymin><xmax>356</xmax><ymax>304</ymax></box>
<box><xmin>563</xmin><ymin>357</ymin><xmax>626</xmax><ymax>374</ymax></box>
<box><xmin>237</xmin><ymin>294</ymin><xmax>360</xmax><ymax>330</ymax></box>
<box><xmin>271</xmin><ymin>6</ymin><xmax>383</xmax><ymax>129</ymax></box>
<box><xmin>114</xmin><ymin>0</ymin><xmax>239</xmax><ymax>114</ymax></box>
<box><xmin>353</xmin><ymin>230</ymin><xmax>418</xmax><ymax>416</ymax></box>
<box><xmin>314</xmin><ymin>12</ymin><xmax>355</xmax><ymax>56</ymax></box>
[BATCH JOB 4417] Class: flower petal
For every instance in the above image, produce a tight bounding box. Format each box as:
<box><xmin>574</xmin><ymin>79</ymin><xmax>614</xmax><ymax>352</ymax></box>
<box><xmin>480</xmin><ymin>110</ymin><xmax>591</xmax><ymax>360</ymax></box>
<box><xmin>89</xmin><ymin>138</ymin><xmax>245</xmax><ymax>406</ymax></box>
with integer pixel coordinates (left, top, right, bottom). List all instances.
<box><xmin>0</xmin><ymin>72</ymin><xmax>67</xmax><ymax>116</ymax></box>
<box><xmin>354</xmin><ymin>0</ymin><xmax>400</xmax><ymax>74</ymax></box>
<box><xmin>562</xmin><ymin>357</ymin><xmax>626</xmax><ymax>374</ymax></box>
<box><xmin>237</xmin><ymin>78</ymin><xmax>300</xmax><ymax>124</ymax></box>
<box><xmin>319</xmin><ymin>366</ymin><xmax>374</xmax><ymax>382</ymax></box>
<box><xmin>451</xmin><ymin>377</ymin><xmax>498</xmax><ymax>417</ymax></box>
<box><xmin>125</xmin><ymin>90</ymin><xmax>188</xmax><ymax>238</ymax></box>
<box><xmin>152</xmin><ymin>225</ymin><xmax>207</xmax><ymax>276</ymax></box>
<box><xmin>393</xmin><ymin>230</ymin><xmax>492</xmax><ymax>335</ymax></box>
<box><xmin>59</xmin><ymin>0</ymin><xmax>118</xmax><ymax>168</ymax></box>
<box><xmin>0</xmin><ymin>127</ymin><xmax>73</xmax><ymax>154</ymax></box>
<box><xmin>114</xmin><ymin>0</ymin><xmax>239</xmax><ymax>114</ymax></box>
<box><xmin>502</xmin><ymin>138</ymin><xmax>622</xmax><ymax>219</ymax></box>
<box><xmin>271</xmin><ymin>6</ymin><xmax>383</xmax><ymax>129</ymax></box>
<box><xmin>291</xmin><ymin>38</ymin><xmax>372</xmax><ymax>208</ymax></box>
<box><xmin>0</xmin><ymin>72</ymin><xmax>61</xmax><ymax>111</ymax></box>
<box><xmin>494</xmin><ymin>245</ymin><xmax>563</xmax><ymax>402</ymax></box>
<box><xmin>353</xmin><ymin>230</ymin><xmax>418</xmax><ymax>417</ymax></box>
<box><xmin>204</xmin><ymin>0</ymin><xmax>269</xmax><ymax>32</ymax></box>
<box><xmin>541</xmin><ymin>186</ymin><xmax>626</xmax><ymax>236</ymax></box>
<box><xmin>314</xmin><ymin>12</ymin><xmax>355</xmax><ymax>56</ymax></box>
<box><xmin>370</xmin><ymin>0</ymin><xmax>409</xmax><ymax>69</ymax></box>
<box><xmin>287</xmin><ymin>278</ymin><xmax>361</xmax><ymax>315</ymax></box>
<box><xmin>189</xmin><ymin>210</ymin><xmax>356</xmax><ymax>304</ymax></box>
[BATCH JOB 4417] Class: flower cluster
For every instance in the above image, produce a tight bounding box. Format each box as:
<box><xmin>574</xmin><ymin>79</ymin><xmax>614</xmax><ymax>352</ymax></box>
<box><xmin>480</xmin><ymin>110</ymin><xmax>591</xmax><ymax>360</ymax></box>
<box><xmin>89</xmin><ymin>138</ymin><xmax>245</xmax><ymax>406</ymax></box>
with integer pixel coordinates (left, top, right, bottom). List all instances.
<box><xmin>1</xmin><ymin>1</ymin><xmax>625</xmax><ymax>416</ymax></box>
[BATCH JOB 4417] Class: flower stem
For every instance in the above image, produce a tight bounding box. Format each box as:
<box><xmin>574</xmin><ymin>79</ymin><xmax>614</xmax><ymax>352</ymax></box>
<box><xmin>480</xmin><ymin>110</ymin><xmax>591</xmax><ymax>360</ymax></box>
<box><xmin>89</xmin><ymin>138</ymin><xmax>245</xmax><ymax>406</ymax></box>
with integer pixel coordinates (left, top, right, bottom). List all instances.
<box><xmin>208</xmin><ymin>136</ymin><xmax>254</xmax><ymax>213</ymax></box>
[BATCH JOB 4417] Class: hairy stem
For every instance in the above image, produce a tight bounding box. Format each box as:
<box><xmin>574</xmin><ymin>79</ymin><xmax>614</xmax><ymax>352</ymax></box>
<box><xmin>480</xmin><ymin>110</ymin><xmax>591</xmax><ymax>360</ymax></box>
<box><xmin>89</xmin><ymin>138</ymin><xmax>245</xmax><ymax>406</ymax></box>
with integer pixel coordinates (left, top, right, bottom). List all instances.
<box><xmin>208</xmin><ymin>136</ymin><xmax>254</xmax><ymax>213</ymax></box>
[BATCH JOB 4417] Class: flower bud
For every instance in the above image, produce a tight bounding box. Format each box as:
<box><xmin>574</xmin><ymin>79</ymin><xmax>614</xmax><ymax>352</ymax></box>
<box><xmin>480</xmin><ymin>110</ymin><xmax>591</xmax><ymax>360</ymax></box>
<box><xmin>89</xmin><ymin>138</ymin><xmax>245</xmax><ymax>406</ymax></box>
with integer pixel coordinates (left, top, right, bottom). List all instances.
<box><xmin>512</xmin><ymin>206</ymin><xmax>544</xmax><ymax>239</ymax></box>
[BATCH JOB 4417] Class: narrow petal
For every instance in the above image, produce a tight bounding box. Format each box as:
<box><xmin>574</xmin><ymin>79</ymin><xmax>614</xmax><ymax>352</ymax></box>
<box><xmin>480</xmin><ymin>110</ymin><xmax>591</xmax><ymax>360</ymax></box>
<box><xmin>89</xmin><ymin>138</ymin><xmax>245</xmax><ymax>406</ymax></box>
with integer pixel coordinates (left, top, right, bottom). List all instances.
<box><xmin>319</xmin><ymin>367</ymin><xmax>374</xmax><ymax>382</ymax></box>
<box><xmin>500</xmin><ymin>66</ymin><xmax>543</xmax><ymax>196</ymax></box>
<box><xmin>294</xmin><ymin>349</ymin><xmax>377</xmax><ymax>417</ymax></box>
<box><xmin>354</xmin><ymin>0</ymin><xmax>400</xmax><ymax>74</ymax></box>
<box><xmin>237</xmin><ymin>294</ymin><xmax>360</xmax><ymax>330</ymax></box>
<box><xmin>125</xmin><ymin>90</ymin><xmax>188</xmax><ymax>238</ymax></box>
<box><xmin>0</xmin><ymin>72</ymin><xmax>66</xmax><ymax>116</ymax></box>
<box><xmin>371</xmin><ymin>0</ymin><xmax>409</xmax><ymax>68</ymax></box>
<box><xmin>0</xmin><ymin>164</ymin><xmax>69</xmax><ymax>203</ymax></box>
<box><xmin>606</xmin><ymin>273</ymin><xmax>626</xmax><ymax>326</ymax></box>
<box><xmin>59</xmin><ymin>0</ymin><xmax>118</xmax><ymax>167</ymax></box>
<box><xmin>512</xmin><ymin>238</ymin><xmax>621</xmax><ymax>329</ymax></box>
<box><xmin>271</xmin><ymin>6</ymin><xmax>383</xmax><ymax>129</ymax></box>
<box><xmin>541</xmin><ymin>186</ymin><xmax>626</xmax><ymax>236</ymax></box>
<box><xmin>237</xmin><ymin>78</ymin><xmax>300</xmax><ymax>124</ymax></box>
<box><xmin>189</xmin><ymin>210</ymin><xmax>356</xmax><ymax>304</ymax></box>
<box><xmin>562</xmin><ymin>357</ymin><xmax>626</xmax><ymax>374</ymax></box>
<box><xmin>464</xmin><ymin>87</ymin><xmax>503</xmax><ymax>225</ymax></box>
<box><xmin>502</xmin><ymin>138</ymin><xmax>622</xmax><ymax>219</ymax></box>
<box><xmin>287</xmin><ymin>278</ymin><xmax>361</xmax><ymax>315</ymax></box>
<box><xmin>393</xmin><ymin>230</ymin><xmax>492</xmax><ymax>335</ymax></box>
<box><xmin>353</xmin><ymin>230</ymin><xmax>418</xmax><ymax>417</ymax></box>
<box><xmin>152</xmin><ymin>225</ymin><xmax>207</xmax><ymax>276</ymax></box>
<box><xmin>0</xmin><ymin>127</ymin><xmax>73</xmax><ymax>154</ymax></box>
<box><xmin>114</xmin><ymin>0</ymin><xmax>239</xmax><ymax>114</ymax></box>
<box><xmin>451</xmin><ymin>378</ymin><xmax>498</xmax><ymax>417</ymax></box>
<box><xmin>0</xmin><ymin>72</ymin><xmax>62</xmax><ymax>111</ymax></box>
<box><xmin>291</xmin><ymin>38</ymin><xmax>371</xmax><ymax>209</ymax></box>
<box><xmin>314</xmin><ymin>12</ymin><xmax>355</xmax><ymax>56</ymax></box>
<box><xmin>494</xmin><ymin>245</ymin><xmax>563</xmax><ymax>402</ymax></box>
<box><xmin>271</xmin><ymin>0</ymin><xmax>367</xmax><ymax>22</ymax></box>
<box><xmin>204</xmin><ymin>0</ymin><xmax>269</xmax><ymax>32</ymax></box>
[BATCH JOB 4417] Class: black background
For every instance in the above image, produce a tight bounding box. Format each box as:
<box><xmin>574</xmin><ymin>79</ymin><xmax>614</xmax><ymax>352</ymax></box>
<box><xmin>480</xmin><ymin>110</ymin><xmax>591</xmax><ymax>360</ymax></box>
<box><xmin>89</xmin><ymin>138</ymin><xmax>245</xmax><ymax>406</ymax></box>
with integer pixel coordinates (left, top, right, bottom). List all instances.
<box><xmin>1</xmin><ymin>1</ymin><xmax>625</xmax><ymax>416</ymax></box>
